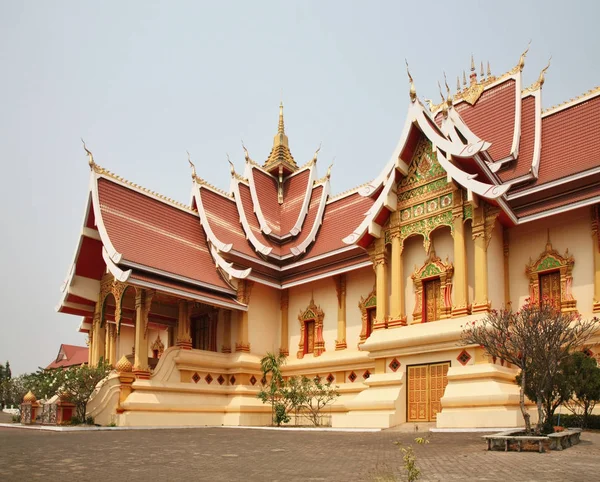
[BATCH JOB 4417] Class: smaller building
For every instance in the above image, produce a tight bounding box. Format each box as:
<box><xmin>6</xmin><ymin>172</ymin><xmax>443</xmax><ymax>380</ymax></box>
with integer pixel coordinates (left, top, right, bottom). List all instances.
<box><xmin>46</xmin><ymin>344</ymin><xmax>89</xmax><ymax>370</ymax></box>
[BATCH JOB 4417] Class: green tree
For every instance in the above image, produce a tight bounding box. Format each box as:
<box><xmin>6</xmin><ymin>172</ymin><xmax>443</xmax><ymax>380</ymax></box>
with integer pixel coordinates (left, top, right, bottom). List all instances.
<box><xmin>60</xmin><ymin>360</ymin><xmax>112</xmax><ymax>421</ymax></box>
<box><xmin>258</xmin><ymin>352</ymin><xmax>288</xmax><ymax>426</ymax></box>
<box><xmin>462</xmin><ymin>301</ymin><xmax>596</xmax><ymax>434</ymax></box>
<box><xmin>564</xmin><ymin>351</ymin><xmax>600</xmax><ymax>428</ymax></box>
<box><xmin>297</xmin><ymin>376</ymin><xmax>339</xmax><ymax>427</ymax></box>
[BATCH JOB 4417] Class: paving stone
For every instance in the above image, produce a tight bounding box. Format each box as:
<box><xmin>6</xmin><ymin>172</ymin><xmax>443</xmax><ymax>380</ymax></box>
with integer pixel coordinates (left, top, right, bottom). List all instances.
<box><xmin>0</xmin><ymin>426</ymin><xmax>598</xmax><ymax>481</ymax></box>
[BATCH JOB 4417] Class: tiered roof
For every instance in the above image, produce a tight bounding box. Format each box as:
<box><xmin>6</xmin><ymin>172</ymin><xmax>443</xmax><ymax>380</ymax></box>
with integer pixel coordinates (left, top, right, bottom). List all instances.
<box><xmin>58</xmin><ymin>51</ymin><xmax>600</xmax><ymax>329</ymax></box>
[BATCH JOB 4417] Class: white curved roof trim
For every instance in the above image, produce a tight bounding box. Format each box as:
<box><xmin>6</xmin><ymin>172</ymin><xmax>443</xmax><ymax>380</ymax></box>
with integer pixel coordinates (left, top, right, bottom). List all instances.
<box><xmin>343</xmin><ymin>169</ymin><xmax>397</xmax><ymax>245</ymax></box>
<box><xmin>209</xmin><ymin>244</ymin><xmax>251</xmax><ymax>280</ymax></box>
<box><xmin>290</xmin><ymin>181</ymin><xmax>330</xmax><ymax>256</ymax></box>
<box><xmin>230</xmin><ymin>178</ymin><xmax>273</xmax><ymax>256</ymax></box>
<box><xmin>433</xmin><ymin>147</ymin><xmax>509</xmax><ymax>199</ymax></box>
<box><xmin>247</xmin><ymin>165</ymin><xmax>273</xmax><ymax>235</ymax></box>
<box><xmin>102</xmin><ymin>246</ymin><xmax>132</xmax><ymax>282</ymax></box>
<box><xmin>509</xmin><ymin>71</ymin><xmax>523</xmax><ymax>159</ymax></box>
<box><xmin>290</xmin><ymin>163</ymin><xmax>317</xmax><ymax>236</ymax></box>
<box><xmin>531</xmin><ymin>89</ymin><xmax>542</xmax><ymax>179</ymax></box>
<box><xmin>446</xmin><ymin>108</ymin><xmax>488</xmax><ymax>147</ymax></box>
<box><xmin>91</xmin><ymin>172</ymin><xmax>123</xmax><ymax>264</ymax></box>
<box><xmin>192</xmin><ymin>186</ymin><xmax>234</xmax><ymax>253</ymax></box>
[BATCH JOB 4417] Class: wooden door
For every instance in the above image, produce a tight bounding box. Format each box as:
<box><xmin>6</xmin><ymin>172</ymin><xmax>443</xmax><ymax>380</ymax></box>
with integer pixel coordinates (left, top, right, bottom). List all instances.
<box><xmin>424</xmin><ymin>278</ymin><xmax>441</xmax><ymax>322</ymax></box>
<box><xmin>407</xmin><ymin>362</ymin><xmax>450</xmax><ymax>422</ymax></box>
<box><xmin>539</xmin><ymin>271</ymin><xmax>561</xmax><ymax>306</ymax></box>
<box><xmin>304</xmin><ymin>320</ymin><xmax>315</xmax><ymax>354</ymax></box>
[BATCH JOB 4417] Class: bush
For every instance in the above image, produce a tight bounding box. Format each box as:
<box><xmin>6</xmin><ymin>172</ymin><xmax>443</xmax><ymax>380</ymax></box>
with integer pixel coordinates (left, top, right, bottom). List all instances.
<box><xmin>552</xmin><ymin>413</ymin><xmax>600</xmax><ymax>430</ymax></box>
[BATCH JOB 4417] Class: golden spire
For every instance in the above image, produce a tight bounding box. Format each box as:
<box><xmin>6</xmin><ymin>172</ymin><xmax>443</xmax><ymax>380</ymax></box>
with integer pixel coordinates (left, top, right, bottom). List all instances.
<box><xmin>470</xmin><ymin>54</ymin><xmax>475</xmax><ymax>72</ymax></box>
<box><xmin>278</xmin><ymin>101</ymin><xmax>285</xmax><ymax>134</ymax></box>
<box><xmin>456</xmin><ymin>76</ymin><xmax>461</xmax><ymax>92</ymax></box>
<box><xmin>326</xmin><ymin>161</ymin><xmax>334</xmax><ymax>179</ymax></box>
<box><xmin>264</xmin><ymin>102</ymin><xmax>296</xmax><ymax>170</ymax></box>
<box><xmin>187</xmin><ymin>150</ymin><xmax>196</xmax><ymax>179</ymax></box>
<box><xmin>487</xmin><ymin>61</ymin><xmax>491</xmax><ymax>78</ymax></box>
<box><xmin>480</xmin><ymin>61</ymin><xmax>484</xmax><ymax>77</ymax></box>
<box><xmin>81</xmin><ymin>138</ymin><xmax>94</xmax><ymax>168</ymax></box>
<box><xmin>406</xmin><ymin>59</ymin><xmax>416</xmax><ymax>102</ymax></box>
<box><xmin>518</xmin><ymin>40</ymin><xmax>531</xmax><ymax>71</ymax></box>
<box><xmin>537</xmin><ymin>56</ymin><xmax>552</xmax><ymax>87</ymax></box>
<box><xmin>462</xmin><ymin>70</ymin><xmax>467</xmax><ymax>87</ymax></box>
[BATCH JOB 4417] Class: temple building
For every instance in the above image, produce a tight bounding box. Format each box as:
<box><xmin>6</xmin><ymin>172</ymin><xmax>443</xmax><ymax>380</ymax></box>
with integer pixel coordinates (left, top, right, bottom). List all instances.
<box><xmin>56</xmin><ymin>50</ymin><xmax>600</xmax><ymax>428</ymax></box>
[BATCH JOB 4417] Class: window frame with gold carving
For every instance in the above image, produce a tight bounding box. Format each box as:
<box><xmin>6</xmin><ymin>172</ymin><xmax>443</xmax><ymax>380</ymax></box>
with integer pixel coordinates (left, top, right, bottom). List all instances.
<box><xmin>411</xmin><ymin>250</ymin><xmax>453</xmax><ymax>323</ymax></box>
<box><xmin>525</xmin><ymin>239</ymin><xmax>576</xmax><ymax>312</ymax></box>
<box><xmin>297</xmin><ymin>298</ymin><xmax>325</xmax><ymax>359</ymax></box>
<box><xmin>358</xmin><ymin>287</ymin><xmax>377</xmax><ymax>344</ymax></box>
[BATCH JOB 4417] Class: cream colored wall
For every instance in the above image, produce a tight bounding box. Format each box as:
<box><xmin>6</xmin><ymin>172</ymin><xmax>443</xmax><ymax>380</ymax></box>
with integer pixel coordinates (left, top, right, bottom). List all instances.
<box><xmin>487</xmin><ymin>220</ymin><xmax>505</xmax><ymax>310</ymax></box>
<box><xmin>248</xmin><ymin>282</ymin><xmax>280</xmax><ymax>355</ymax></box>
<box><xmin>117</xmin><ymin>325</ymin><xmax>134</xmax><ymax>359</ymax></box>
<box><xmin>430</xmin><ymin>226</ymin><xmax>454</xmax><ymax>264</ymax></box>
<box><xmin>216</xmin><ymin>309</ymin><xmax>225</xmax><ymax>351</ymax></box>
<box><xmin>403</xmin><ymin>235</ymin><xmax>427</xmax><ymax>323</ymax></box>
<box><xmin>346</xmin><ymin>266</ymin><xmax>376</xmax><ymax>349</ymax></box>
<box><xmin>508</xmin><ymin>207</ymin><xmax>594</xmax><ymax>317</ymax></box>
<box><xmin>288</xmin><ymin>276</ymin><xmax>338</xmax><ymax>356</ymax></box>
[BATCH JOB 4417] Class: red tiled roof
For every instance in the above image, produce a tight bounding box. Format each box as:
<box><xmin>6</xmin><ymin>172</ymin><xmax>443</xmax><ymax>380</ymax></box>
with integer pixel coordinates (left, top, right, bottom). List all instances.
<box><xmin>281</xmin><ymin>169</ymin><xmax>311</xmax><ymax>234</ymax></box>
<box><xmin>514</xmin><ymin>184</ymin><xmax>600</xmax><ymax>218</ymax></box>
<box><xmin>252</xmin><ymin>168</ymin><xmax>281</xmax><ymax>235</ymax></box>
<box><xmin>535</xmin><ymin>95</ymin><xmax>600</xmax><ymax>186</ymax></box>
<box><xmin>288</xmin><ymin>185</ymin><xmax>323</xmax><ymax>254</ymax></box>
<box><xmin>97</xmin><ymin>178</ymin><xmax>231</xmax><ymax>291</ymax></box>
<box><xmin>237</xmin><ymin>183</ymin><xmax>281</xmax><ymax>255</ymax></box>
<box><xmin>498</xmin><ymin>95</ymin><xmax>536</xmax><ymax>182</ymax></box>
<box><xmin>306</xmin><ymin>192</ymin><xmax>375</xmax><ymax>258</ymax></box>
<box><xmin>46</xmin><ymin>344</ymin><xmax>88</xmax><ymax>369</ymax></box>
<box><xmin>455</xmin><ymin>79</ymin><xmax>517</xmax><ymax>161</ymax></box>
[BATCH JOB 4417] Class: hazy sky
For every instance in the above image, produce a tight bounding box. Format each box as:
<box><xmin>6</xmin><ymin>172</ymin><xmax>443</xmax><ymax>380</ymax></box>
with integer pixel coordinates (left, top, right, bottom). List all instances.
<box><xmin>1</xmin><ymin>1</ymin><xmax>599</xmax><ymax>375</ymax></box>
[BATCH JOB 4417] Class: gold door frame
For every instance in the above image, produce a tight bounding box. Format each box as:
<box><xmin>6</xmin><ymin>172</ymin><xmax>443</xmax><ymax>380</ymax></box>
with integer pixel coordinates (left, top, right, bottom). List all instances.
<box><xmin>407</xmin><ymin>361</ymin><xmax>450</xmax><ymax>422</ymax></box>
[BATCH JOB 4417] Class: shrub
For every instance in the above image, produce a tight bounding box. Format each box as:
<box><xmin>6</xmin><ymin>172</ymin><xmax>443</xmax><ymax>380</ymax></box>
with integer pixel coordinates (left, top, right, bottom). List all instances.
<box><xmin>552</xmin><ymin>413</ymin><xmax>600</xmax><ymax>430</ymax></box>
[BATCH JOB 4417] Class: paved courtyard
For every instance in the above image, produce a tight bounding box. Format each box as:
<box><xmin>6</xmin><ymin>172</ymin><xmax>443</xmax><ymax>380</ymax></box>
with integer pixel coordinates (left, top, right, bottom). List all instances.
<box><xmin>0</xmin><ymin>425</ymin><xmax>599</xmax><ymax>481</ymax></box>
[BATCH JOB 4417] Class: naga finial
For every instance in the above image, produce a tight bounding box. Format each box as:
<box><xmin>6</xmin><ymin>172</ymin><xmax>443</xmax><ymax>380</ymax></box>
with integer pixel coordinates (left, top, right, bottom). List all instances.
<box><xmin>81</xmin><ymin>138</ymin><xmax>94</xmax><ymax>168</ymax></box>
<box><xmin>312</xmin><ymin>142</ymin><xmax>322</xmax><ymax>163</ymax></box>
<box><xmin>227</xmin><ymin>153</ymin><xmax>235</xmax><ymax>176</ymax></box>
<box><xmin>405</xmin><ymin>59</ymin><xmax>416</xmax><ymax>102</ymax></box>
<box><xmin>487</xmin><ymin>61</ymin><xmax>491</xmax><ymax>78</ymax></box>
<box><xmin>437</xmin><ymin>81</ymin><xmax>445</xmax><ymax>103</ymax></box>
<box><xmin>537</xmin><ymin>56</ymin><xmax>552</xmax><ymax>87</ymax></box>
<box><xmin>423</xmin><ymin>99</ymin><xmax>434</xmax><ymax>111</ymax></box>
<box><xmin>443</xmin><ymin>72</ymin><xmax>452</xmax><ymax>108</ymax></box>
<box><xmin>241</xmin><ymin>140</ymin><xmax>250</xmax><ymax>161</ymax></box>
<box><xmin>518</xmin><ymin>40</ymin><xmax>532</xmax><ymax>71</ymax></box>
<box><xmin>326</xmin><ymin>160</ymin><xmax>334</xmax><ymax>180</ymax></box>
<box><xmin>187</xmin><ymin>150</ymin><xmax>197</xmax><ymax>179</ymax></box>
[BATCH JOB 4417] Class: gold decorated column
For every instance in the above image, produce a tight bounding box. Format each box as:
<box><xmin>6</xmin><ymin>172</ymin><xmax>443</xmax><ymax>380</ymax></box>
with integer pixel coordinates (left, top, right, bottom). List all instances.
<box><xmin>471</xmin><ymin>203</ymin><xmax>498</xmax><ymax>313</ymax></box>
<box><xmin>592</xmin><ymin>206</ymin><xmax>600</xmax><ymax>312</ymax></box>
<box><xmin>451</xmin><ymin>193</ymin><xmax>469</xmax><ymax>317</ymax></box>
<box><xmin>335</xmin><ymin>275</ymin><xmax>347</xmax><ymax>349</ymax></box>
<box><xmin>388</xmin><ymin>227</ymin><xmax>406</xmax><ymax>327</ymax></box>
<box><xmin>133</xmin><ymin>289</ymin><xmax>153</xmax><ymax>378</ymax></box>
<box><xmin>107</xmin><ymin>324</ymin><xmax>117</xmax><ymax>366</ymax></box>
<box><xmin>222</xmin><ymin>310</ymin><xmax>232</xmax><ymax>353</ymax></box>
<box><xmin>280</xmin><ymin>289</ymin><xmax>289</xmax><ymax>356</ymax></box>
<box><xmin>503</xmin><ymin>227</ymin><xmax>510</xmax><ymax>307</ymax></box>
<box><xmin>371</xmin><ymin>240</ymin><xmax>388</xmax><ymax>330</ymax></box>
<box><xmin>90</xmin><ymin>308</ymin><xmax>101</xmax><ymax>366</ymax></box>
<box><xmin>235</xmin><ymin>280</ymin><xmax>253</xmax><ymax>352</ymax></box>
<box><xmin>176</xmin><ymin>299</ymin><xmax>192</xmax><ymax>349</ymax></box>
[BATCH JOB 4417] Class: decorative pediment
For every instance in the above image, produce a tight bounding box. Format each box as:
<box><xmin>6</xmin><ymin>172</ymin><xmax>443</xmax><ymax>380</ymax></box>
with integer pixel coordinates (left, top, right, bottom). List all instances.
<box><xmin>151</xmin><ymin>334</ymin><xmax>165</xmax><ymax>358</ymax></box>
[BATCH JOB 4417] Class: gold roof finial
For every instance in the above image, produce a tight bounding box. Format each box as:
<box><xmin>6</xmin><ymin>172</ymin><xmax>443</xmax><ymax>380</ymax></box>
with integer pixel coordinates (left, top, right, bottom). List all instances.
<box><xmin>456</xmin><ymin>76</ymin><xmax>461</xmax><ymax>92</ymax></box>
<box><xmin>241</xmin><ymin>140</ymin><xmax>250</xmax><ymax>162</ymax></box>
<box><xmin>487</xmin><ymin>61</ymin><xmax>491</xmax><ymax>78</ymax></box>
<box><xmin>81</xmin><ymin>138</ymin><xmax>94</xmax><ymax>168</ymax></box>
<box><xmin>537</xmin><ymin>56</ymin><xmax>552</xmax><ymax>87</ymax></box>
<box><xmin>405</xmin><ymin>59</ymin><xmax>416</xmax><ymax>102</ymax></box>
<box><xmin>227</xmin><ymin>153</ymin><xmax>235</xmax><ymax>176</ymax></box>
<box><xmin>311</xmin><ymin>142</ymin><xmax>322</xmax><ymax>163</ymax></box>
<box><xmin>462</xmin><ymin>70</ymin><xmax>467</xmax><ymax>87</ymax></box>
<box><xmin>470</xmin><ymin>54</ymin><xmax>475</xmax><ymax>72</ymax></box>
<box><xmin>518</xmin><ymin>40</ymin><xmax>531</xmax><ymax>71</ymax></box>
<box><xmin>480</xmin><ymin>61</ymin><xmax>484</xmax><ymax>77</ymax></box>
<box><xmin>443</xmin><ymin>72</ymin><xmax>452</xmax><ymax>108</ymax></box>
<box><xmin>278</xmin><ymin>101</ymin><xmax>285</xmax><ymax>135</ymax></box>
<box><xmin>423</xmin><ymin>99</ymin><xmax>434</xmax><ymax>111</ymax></box>
<box><xmin>326</xmin><ymin>160</ymin><xmax>334</xmax><ymax>179</ymax></box>
<box><xmin>187</xmin><ymin>150</ymin><xmax>197</xmax><ymax>179</ymax></box>
<box><xmin>437</xmin><ymin>81</ymin><xmax>445</xmax><ymax>103</ymax></box>
<box><xmin>438</xmin><ymin>81</ymin><xmax>448</xmax><ymax>117</ymax></box>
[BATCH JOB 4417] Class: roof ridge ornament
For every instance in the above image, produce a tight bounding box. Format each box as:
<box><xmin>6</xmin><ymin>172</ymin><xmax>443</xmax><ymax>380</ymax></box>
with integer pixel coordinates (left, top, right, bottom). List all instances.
<box><xmin>81</xmin><ymin>138</ymin><xmax>95</xmax><ymax>169</ymax></box>
<box><xmin>517</xmin><ymin>40</ymin><xmax>531</xmax><ymax>72</ymax></box>
<box><xmin>537</xmin><ymin>56</ymin><xmax>552</xmax><ymax>87</ymax></box>
<box><xmin>405</xmin><ymin>59</ymin><xmax>416</xmax><ymax>102</ymax></box>
<box><xmin>187</xmin><ymin>150</ymin><xmax>196</xmax><ymax>179</ymax></box>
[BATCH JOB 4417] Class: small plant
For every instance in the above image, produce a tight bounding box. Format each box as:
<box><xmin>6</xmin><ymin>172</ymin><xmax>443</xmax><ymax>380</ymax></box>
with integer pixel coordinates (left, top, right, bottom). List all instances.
<box><xmin>395</xmin><ymin>437</ymin><xmax>429</xmax><ymax>482</ymax></box>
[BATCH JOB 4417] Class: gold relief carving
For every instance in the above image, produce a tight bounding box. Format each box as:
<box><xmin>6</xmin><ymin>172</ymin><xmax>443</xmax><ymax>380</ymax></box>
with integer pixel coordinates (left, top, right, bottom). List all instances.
<box><xmin>99</xmin><ymin>273</ymin><xmax>113</xmax><ymax>305</ymax></box>
<box><xmin>358</xmin><ymin>287</ymin><xmax>377</xmax><ymax>344</ymax></box>
<box><xmin>151</xmin><ymin>334</ymin><xmax>165</xmax><ymax>358</ymax></box>
<box><xmin>471</xmin><ymin>203</ymin><xmax>499</xmax><ymax>249</ymax></box>
<box><xmin>411</xmin><ymin>250</ymin><xmax>454</xmax><ymax>323</ymax></box>
<box><xmin>111</xmin><ymin>280</ymin><xmax>128</xmax><ymax>334</ymax></box>
<box><xmin>280</xmin><ymin>289</ymin><xmax>289</xmax><ymax>310</ymax></box>
<box><xmin>525</xmin><ymin>234</ymin><xmax>576</xmax><ymax>312</ymax></box>
<box><xmin>237</xmin><ymin>279</ymin><xmax>254</xmax><ymax>305</ymax></box>
<box><xmin>297</xmin><ymin>297</ymin><xmax>325</xmax><ymax>359</ymax></box>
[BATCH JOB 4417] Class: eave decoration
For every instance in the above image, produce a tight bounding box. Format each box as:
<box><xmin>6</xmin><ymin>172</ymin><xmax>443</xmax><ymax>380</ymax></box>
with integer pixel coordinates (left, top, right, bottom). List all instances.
<box><xmin>358</xmin><ymin>287</ymin><xmax>377</xmax><ymax>344</ymax></box>
<box><xmin>297</xmin><ymin>297</ymin><xmax>325</xmax><ymax>359</ymax></box>
<box><xmin>151</xmin><ymin>334</ymin><xmax>165</xmax><ymax>358</ymax></box>
<box><xmin>411</xmin><ymin>250</ymin><xmax>454</xmax><ymax>323</ymax></box>
<box><xmin>525</xmin><ymin>236</ymin><xmax>576</xmax><ymax>312</ymax></box>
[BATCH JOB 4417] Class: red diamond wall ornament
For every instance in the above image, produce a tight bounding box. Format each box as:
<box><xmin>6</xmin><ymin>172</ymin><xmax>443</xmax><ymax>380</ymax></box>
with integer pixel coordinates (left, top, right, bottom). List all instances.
<box><xmin>217</xmin><ymin>375</ymin><xmax>225</xmax><ymax>385</ymax></box>
<box><xmin>326</xmin><ymin>373</ymin><xmax>334</xmax><ymax>384</ymax></box>
<box><xmin>457</xmin><ymin>350</ymin><xmax>472</xmax><ymax>366</ymax></box>
<box><xmin>229</xmin><ymin>375</ymin><xmax>236</xmax><ymax>385</ymax></box>
<box><xmin>389</xmin><ymin>358</ymin><xmax>401</xmax><ymax>372</ymax></box>
<box><xmin>205</xmin><ymin>374</ymin><xmax>213</xmax><ymax>384</ymax></box>
<box><xmin>192</xmin><ymin>372</ymin><xmax>200</xmax><ymax>384</ymax></box>
<box><xmin>363</xmin><ymin>370</ymin><xmax>371</xmax><ymax>380</ymax></box>
<box><xmin>348</xmin><ymin>371</ymin><xmax>357</xmax><ymax>383</ymax></box>
<box><xmin>250</xmin><ymin>375</ymin><xmax>257</xmax><ymax>386</ymax></box>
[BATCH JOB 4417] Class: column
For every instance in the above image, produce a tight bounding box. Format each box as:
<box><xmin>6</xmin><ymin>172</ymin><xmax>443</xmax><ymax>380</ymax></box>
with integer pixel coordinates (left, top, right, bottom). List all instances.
<box><xmin>235</xmin><ymin>280</ymin><xmax>253</xmax><ymax>352</ymax></box>
<box><xmin>592</xmin><ymin>206</ymin><xmax>600</xmax><ymax>312</ymax></box>
<box><xmin>451</xmin><ymin>199</ymin><xmax>469</xmax><ymax>317</ymax></box>
<box><xmin>105</xmin><ymin>324</ymin><xmax>111</xmax><ymax>364</ymax></box>
<box><xmin>94</xmin><ymin>313</ymin><xmax>106</xmax><ymax>365</ymax></box>
<box><xmin>472</xmin><ymin>204</ymin><xmax>490</xmax><ymax>313</ymax></box>
<box><xmin>87</xmin><ymin>330</ymin><xmax>93</xmax><ymax>366</ymax></box>
<box><xmin>176</xmin><ymin>299</ymin><xmax>192</xmax><ymax>349</ymax></box>
<box><xmin>133</xmin><ymin>289</ymin><xmax>153</xmax><ymax>378</ymax></box>
<box><xmin>90</xmin><ymin>307</ymin><xmax>100</xmax><ymax>366</ymax></box>
<box><xmin>280</xmin><ymin>289</ymin><xmax>289</xmax><ymax>355</ymax></box>
<box><xmin>335</xmin><ymin>275</ymin><xmax>347</xmax><ymax>349</ymax></box>
<box><xmin>222</xmin><ymin>310</ymin><xmax>232</xmax><ymax>353</ymax></box>
<box><xmin>503</xmin><ymin>227</ymin><xmax>510</xmax><ymax>307</ymax></box>
<box><xmin>388</xmin><ymin>230</ymin><xmax>407</xmax><ymax>327</ymax></box>
<box><xmin>372</xmin><ymin>241</ymin><xmax>388</xmax><ymax>330</ymax></box>
<box><xmin>109</xmin><ymin>324</ymin><xmax>117</xmax><ymax>365</ymax></box>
